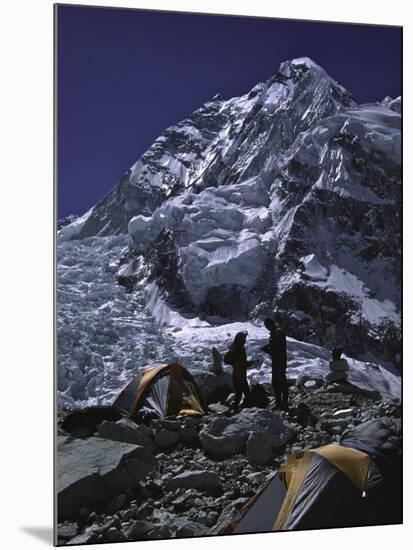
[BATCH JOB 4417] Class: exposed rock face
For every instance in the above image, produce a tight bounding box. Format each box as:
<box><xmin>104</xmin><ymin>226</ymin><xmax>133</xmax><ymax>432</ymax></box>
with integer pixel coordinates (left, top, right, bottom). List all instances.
<box><xmin>57</xmin><ymin>436</ymin><xmax>156</xmax><ymax>521</ymax></box>
<box><xmin>199</xmin><ymin>408</ymin><xmax>295</xmax><ymax>458</ymax></box>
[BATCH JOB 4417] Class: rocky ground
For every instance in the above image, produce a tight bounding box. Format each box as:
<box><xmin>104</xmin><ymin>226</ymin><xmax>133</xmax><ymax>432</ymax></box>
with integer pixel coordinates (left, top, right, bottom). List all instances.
<box><xmin>57</xmin><ymin>381</ymin><xmax>401</xmax><ymax>546</ymax></box>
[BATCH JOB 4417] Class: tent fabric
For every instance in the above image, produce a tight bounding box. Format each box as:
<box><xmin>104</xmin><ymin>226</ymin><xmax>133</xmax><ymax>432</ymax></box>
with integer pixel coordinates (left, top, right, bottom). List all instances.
<box><xmin>275</xmin><ymin>445</ymin><xmax>370</xmax><ymax>530</ymax></box>
<box><xmin>112</xmin><ymin>376</ymin><xmax>142</xmax><ymax>417</ymax></box>
<box><xmin>232</xmin><ymin>474</ymin><xmax>286</xmax><ymax>534</ymax></box>
<box><xmin>220</xmin><ymin>435</ymin><xmax>401</xmax><ymax>535</ymax></box>
<box><xmin>113</xmin><ymin>362</ymin><xmax>205</xmax><ymax>419</ymax></box>
<box><xmin>274</xmin><ymin>451</ymin><xmax>313</xmax><ymax>530</ymax></box>
<box><xmin>141</xmin><ymin>371</ymin><xmax>171</xmax><ymax>417</ymax></box>
<box><xmin>311</xmin><ymin>444</ymin><xmax>370</xmax><ymax>490</ymax></box>
<box><xmin>280</xmin><ymin>453</ymin><xmax>370</xmax><ymax>530</ymax></box>
<box><xmin>130</xmin><ymin>363</ymin><xmax>171</xmax><ymax>417</ymax></box>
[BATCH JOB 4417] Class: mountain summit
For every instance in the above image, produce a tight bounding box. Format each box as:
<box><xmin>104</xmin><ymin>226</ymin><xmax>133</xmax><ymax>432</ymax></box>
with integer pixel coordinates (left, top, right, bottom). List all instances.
<box><xmin>61</xmin><ymin>57</ymin><xmax>355</xmax><ymax>239</ymax></box>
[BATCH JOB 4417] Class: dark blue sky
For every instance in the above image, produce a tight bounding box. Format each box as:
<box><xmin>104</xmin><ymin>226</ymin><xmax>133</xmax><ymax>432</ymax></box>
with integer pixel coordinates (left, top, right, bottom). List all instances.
<box><xmin>56</xmin><ymin>5</ymin><xmax>402</xmax><ymax>218</ymax></box>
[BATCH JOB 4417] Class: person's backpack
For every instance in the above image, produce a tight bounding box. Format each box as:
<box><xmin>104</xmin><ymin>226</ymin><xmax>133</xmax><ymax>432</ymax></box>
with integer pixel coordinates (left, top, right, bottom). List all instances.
<box><xmin>243</xmin><ymin>384</ymin><xmax>269</xmax><ymax>409</ymax></box>
<box><xmin>223</xmin><ymin>350</ymin><xmax>234</xmax><ymax>365</ymax></box>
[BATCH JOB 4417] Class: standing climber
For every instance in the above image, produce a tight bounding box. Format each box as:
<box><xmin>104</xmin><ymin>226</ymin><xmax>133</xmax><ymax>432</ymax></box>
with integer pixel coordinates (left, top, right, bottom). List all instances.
<box><xmin>262</xmin><ymin>318</ymin><xmax>289</xmax><ymax>410</ymax></box>
<box><xmin>224</xmin><ymin>331</ymin><xmax>253</xmax><ymax>413</ymax></box>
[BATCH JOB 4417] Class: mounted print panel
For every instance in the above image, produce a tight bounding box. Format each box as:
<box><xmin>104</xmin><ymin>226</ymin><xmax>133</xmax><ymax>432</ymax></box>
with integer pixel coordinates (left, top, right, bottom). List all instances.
<box><xmin>55</xmin><ymin>4</ymin><xmax>402</xmax><ymax>546</ymax></box>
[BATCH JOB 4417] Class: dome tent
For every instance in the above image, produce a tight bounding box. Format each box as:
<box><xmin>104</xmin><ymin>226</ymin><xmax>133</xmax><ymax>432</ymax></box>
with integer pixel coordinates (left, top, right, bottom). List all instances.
<box><xmin>113</xmin><ymin>363</ymin><xmax>205</xmax><ymax>420</ymax></box>
<box><xmin>219</xmin><ymin>417</ymin><xmax>401</xmax><ymax>534</ymax></box>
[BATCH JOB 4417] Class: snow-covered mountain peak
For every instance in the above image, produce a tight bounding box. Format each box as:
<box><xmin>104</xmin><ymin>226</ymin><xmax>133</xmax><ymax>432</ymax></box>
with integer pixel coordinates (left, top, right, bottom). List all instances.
<box><xmin>57</xmin><ymin>58</ymin><xmax>401</xmax><ymax>372</ymax></box>
<box><xmin>61</xmin><ymin>58</ymin><xmax>358</xmax><ymax>240</ymax></box>
<box><xmin>278</xmin><ymin>56</ymin><xmax>328</xmax><ymax>79</ymax></box>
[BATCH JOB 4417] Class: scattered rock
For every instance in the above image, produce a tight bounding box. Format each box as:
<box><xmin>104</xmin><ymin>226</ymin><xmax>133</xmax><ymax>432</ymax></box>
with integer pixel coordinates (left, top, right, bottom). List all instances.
<box><xmin>57</xmin><ymin>382</ymin><xmax>400</xmax><ymax>544</ymax></box>
<box><xmin>124</xmin><ymin>520</ymin><xmax>153</xmax><ymax>539</ymax></box>
<box><xmin>327</xmin><ymin>382</ymin><xmax>381</xmax><ymax>400</ymax></box>
<box><xmin>319</xmin><ymin>418</ymin><xmax>349</xmax><ymax>433</ymax></box>
<box><xmin>199</xmin><ymin>408</ymin><xmax>295</xmax><ymax>458</ymax></box>
<box><xmin>325</xmin><ymin>371</ymin><xmax>349</xmax><ymax>384</ymax></box>
<box><xmin>332</xmin><ymin>408</ymin><xmax>355</xmax><ymax>419</ymax></box>
<box><xmin>211</xmin><ymin>497</ymin><xmax>249</xmax><ymax>534</ymax></box>
<box><xmin>68</xmin><ymin>526</ymin><xmax>99</xmax><ymax>545</ymax></box>
<box><xmin>106</xmin><ymin>526</ymin><xmax>122</xmax><ymax>542</ymax></box>
<box><xmin>175</xmin><ymin>520</ymin><xmax>208</xmax><ymax>537</ymax></box>
<box><xmin>296</xmin><ymin>374</ymin><xmax>324</xmax><ymax>388</ymax></box>
<box><xmin>154</xmin><ymin>429</ymin><xmax>180</xmax><ymax>449</ymax></box>
<box><xmin>167</xmin><ymin>470</ymin><xmax>222</xmax><ymax>492</ymax></box>
<box><xmin>57</xmin><ymin>522</ymin><xmax>79</xmax><ymax>542</ymax></box>
<box><xmin>208</xmin><ymin>403</ymin><xmax>230</xmax><ymax>415</ymax></box>
<box><xmin>148</xmin><ymin>525</ymin><xmax>174</xmax><ymax>539</ymax></box>
<box><xmin>246</xmin><ymin>432</ymin><xmax>272</xmax><ymax>465</ymax></box>
<box><xmin>179</xmin><ymin>425</ymin><xmax>199</xmax><ymax>443</ymax></box>
<box><xmin>304</xmin><ymin>380</ymin><xmax>319</xmax><ymax>390</ymax></box>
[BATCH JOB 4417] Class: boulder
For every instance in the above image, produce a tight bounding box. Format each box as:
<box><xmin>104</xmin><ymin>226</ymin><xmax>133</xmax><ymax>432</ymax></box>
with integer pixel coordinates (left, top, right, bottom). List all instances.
<box><xmin>191</xmin><ymin>369</ymin><xmax>233</xmax><ymax>405</ymax></box>
<box><xmin>124</xmin><ymin>520</ymin><xmax>154</xmax><ymax>540</ymax></box>
<box><xmin>208</xmin><ymin>403</ymin><xmax>230</xmax><ymax>415</ymax></box>
<box><xmin>67</xmin><ymin>526</ymin><xmax>100</xmax><ymax>546</ymax></box>
<box><xmin>175</xmin><ymin>520</ymin><xmax>208</xmax><ymax>537</ymax></box>
<box><xmin>57</xmin><ymin>436</ymin><xmax>156</xmax><ymax>521</ymax></box>
<box><xmin>296</xmin><ymin>374</ymin><xmax>324</xmax><ymax>388</ymax></box>
<box><xmin>97</xmin><ymin>419</ymin><xmax>154</xmax><ymax>451</ymax></box>
<box><xmin>179</xmin><ymin>425</ymin><xmax>199</xmax><ymax>444</ymax></box>
<box><xmin>304</xmin><ymin>380</ymin><xmax>319</xmax><ymax>389</ymax></box>
<box><xmin>167</xmin><ymin>470</ymin><xmax>222</xmax><ymax>492</ymax></box>
<box><xmin>152</xmin><ymin>419</ymin><xmax>182</xmax><ymax>432</ymax></box>
<box><xmin>57</xmin><ymin>522</ymin><xmax>79</xmax><ymax>542</ymax></box>
<box><xmin>246</xmin><ymin>432</ymin><xmax>272</xmax><ymax>465</ymax></box>
<box><xmin>154</xmin><ymin>429</ymin><xmax>180</xmax><ymax>449</ymax></box>
<box><xmin>199</xmin><ymin>408</ymin><xmax>295</xmax><ymax>458</ymax></box>
<box><xmin>105</xmin><ymin>527</ymin><xmax>122</xmax><ymax>543</ymax></box>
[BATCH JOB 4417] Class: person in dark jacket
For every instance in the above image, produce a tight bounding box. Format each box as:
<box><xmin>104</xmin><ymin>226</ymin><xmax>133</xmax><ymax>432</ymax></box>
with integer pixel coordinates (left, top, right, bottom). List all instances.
<box><xmin>224</xmin><ymin>331</ymin><xmax>253</xmax><ymax>412</ymax></box>
<box><xmin>262</xmin><ymin>318</ymin><xmax>288</xmax><ymax>410</ymax></box>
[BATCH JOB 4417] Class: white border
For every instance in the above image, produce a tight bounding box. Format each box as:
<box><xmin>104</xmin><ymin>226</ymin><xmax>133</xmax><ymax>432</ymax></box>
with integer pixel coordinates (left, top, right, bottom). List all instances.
<box><xmin>1</xmin><ymin>1</ymin><xmax>410</xmax><ymax>549</ymax></box>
